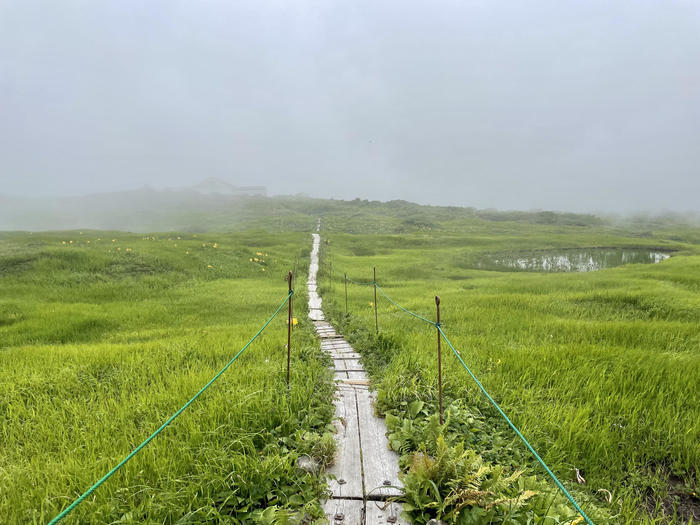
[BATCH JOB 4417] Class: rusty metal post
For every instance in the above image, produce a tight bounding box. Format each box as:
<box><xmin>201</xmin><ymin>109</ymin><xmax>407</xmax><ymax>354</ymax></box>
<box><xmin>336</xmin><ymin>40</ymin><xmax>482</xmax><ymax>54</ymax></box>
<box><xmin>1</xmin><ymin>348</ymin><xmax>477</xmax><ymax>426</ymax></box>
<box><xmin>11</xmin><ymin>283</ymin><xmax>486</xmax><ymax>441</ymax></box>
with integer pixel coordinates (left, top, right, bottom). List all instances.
<box><xmin>287</xmin><ymin>271</ymin><xmax>293</xmax><ymax>388</ymax></box>
<box><xmin>436</xmin><ymin>296</ymin><xmax>443</xmax><ymax>425</ymax></box>
<box><xmin>344</xmin><ymin>273</ymin><xmax>348</xmax><ymax>314</ymax></box>
<box><xmin>373</xmin><ymin>267</ymin><xmax>378</xmax><ymax>334</ymax></box>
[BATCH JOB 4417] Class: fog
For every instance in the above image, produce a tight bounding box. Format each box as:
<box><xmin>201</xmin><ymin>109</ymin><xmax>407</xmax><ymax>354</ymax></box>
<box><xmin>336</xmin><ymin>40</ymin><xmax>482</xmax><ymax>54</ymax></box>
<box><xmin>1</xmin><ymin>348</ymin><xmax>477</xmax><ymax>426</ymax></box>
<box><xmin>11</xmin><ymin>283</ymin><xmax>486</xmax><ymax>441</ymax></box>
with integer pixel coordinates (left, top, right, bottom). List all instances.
<box><xmin>1</xmin><ymin>0</ymin><xmax>699</xmax><ymax>213</ymax></box>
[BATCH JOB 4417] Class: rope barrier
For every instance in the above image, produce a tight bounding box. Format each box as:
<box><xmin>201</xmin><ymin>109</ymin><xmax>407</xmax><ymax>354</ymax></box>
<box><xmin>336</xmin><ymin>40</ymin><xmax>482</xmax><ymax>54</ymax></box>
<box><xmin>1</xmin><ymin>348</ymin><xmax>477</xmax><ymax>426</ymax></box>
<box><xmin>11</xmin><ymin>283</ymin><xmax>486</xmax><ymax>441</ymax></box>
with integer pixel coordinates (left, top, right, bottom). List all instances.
<box><xmin>375</xmin><ymin>285</ymin><xmax>436</xmax><ymax>327</ymax></box>
<box><xmin>342</xmin><ymin>271</ymin><xmax>435</xmax><ymax>325</ymax></box>
<box><xmin>345</xmin><ymin>275</ymin><xmax>374</xmax><ymax>286</ymax></box>
<box><xmin>437</xmin><ymin>326</ymin><xmax>594</xmax><ymax>525</ymax></box>
<box><xmin>48</xmin><ymin>290</ymin><xmax>294</xmax><ymax>525</ymax></box>
<box><xmin>341</xmin><ymin>272</ymin><xmax>593</xmax><ymax>524</ymax></box>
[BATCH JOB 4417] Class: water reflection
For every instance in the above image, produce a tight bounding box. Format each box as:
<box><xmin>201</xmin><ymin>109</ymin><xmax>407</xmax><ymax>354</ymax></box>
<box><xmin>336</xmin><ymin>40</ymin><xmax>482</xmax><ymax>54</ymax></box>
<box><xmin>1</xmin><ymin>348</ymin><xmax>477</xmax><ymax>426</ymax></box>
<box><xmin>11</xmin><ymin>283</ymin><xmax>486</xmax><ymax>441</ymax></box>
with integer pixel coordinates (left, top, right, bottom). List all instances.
<box><xmin>471</xmin><ymin>249</ymin><xmax>670</xmax><ymax>273</ymax></box>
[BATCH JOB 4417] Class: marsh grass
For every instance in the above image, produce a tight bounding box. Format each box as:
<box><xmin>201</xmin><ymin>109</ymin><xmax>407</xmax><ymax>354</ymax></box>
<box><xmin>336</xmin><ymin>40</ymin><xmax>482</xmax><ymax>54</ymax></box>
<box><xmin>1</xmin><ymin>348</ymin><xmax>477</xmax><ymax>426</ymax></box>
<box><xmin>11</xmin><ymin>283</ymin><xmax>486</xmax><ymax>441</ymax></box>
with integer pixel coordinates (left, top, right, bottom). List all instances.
<box><xmin>0</xmin><ymin>230</ymin><xmax>334</xmax><ymax>524</ymax></box>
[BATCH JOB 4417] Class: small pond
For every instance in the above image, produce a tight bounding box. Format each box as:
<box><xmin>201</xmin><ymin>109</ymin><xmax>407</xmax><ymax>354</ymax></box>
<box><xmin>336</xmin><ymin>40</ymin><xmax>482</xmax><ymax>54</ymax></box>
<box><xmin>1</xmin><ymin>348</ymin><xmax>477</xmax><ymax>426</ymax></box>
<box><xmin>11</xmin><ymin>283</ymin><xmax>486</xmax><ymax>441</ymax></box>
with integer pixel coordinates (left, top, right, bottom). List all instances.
<box><xmin>468</xmin><ymin>248</ymin><xmax>670</xmax><ymax>273</ymax></box>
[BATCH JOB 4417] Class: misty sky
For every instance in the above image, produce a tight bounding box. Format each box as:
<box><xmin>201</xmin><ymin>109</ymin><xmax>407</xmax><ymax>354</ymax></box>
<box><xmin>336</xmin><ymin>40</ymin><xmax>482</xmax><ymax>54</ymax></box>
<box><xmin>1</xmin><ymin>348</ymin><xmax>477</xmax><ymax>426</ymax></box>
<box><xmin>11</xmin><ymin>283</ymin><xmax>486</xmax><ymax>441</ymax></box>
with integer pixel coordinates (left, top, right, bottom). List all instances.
<box><xmin>1</xmin><ymin>1</ymin><xmax>699</xmax><ymax>212</ymax></box>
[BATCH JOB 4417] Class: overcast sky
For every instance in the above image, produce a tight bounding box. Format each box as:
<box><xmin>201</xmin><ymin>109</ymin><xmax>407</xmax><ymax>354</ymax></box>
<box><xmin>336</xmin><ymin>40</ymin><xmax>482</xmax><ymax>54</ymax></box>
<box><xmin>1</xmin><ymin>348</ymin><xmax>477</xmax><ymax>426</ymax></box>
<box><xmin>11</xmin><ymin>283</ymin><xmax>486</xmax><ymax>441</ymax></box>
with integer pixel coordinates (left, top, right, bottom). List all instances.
<box><xmin>1</xmin><ymin>1</ymin><xmax>699</xmax><ymax>212</ymax></box>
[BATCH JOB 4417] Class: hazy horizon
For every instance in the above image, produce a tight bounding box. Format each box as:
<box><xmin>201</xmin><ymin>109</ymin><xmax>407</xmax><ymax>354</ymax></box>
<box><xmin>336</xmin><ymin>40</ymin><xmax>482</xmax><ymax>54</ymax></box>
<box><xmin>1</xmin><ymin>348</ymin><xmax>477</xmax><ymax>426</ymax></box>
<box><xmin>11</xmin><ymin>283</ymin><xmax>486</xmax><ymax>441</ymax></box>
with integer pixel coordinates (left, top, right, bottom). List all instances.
<box><xmin>2</xmin><ymin>1</ymin><xmax>699</xmax><ymax>214</ymax></box>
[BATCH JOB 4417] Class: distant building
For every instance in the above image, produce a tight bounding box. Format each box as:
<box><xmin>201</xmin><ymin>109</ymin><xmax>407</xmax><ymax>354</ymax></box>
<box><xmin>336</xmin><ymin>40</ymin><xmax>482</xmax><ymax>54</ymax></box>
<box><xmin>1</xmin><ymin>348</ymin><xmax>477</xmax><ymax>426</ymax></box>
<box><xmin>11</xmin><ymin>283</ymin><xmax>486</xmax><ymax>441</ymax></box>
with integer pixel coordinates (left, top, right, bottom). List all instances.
<box><xmin>191</xmin><ymin>177</ymin><xmax>267</xmax><ymax>196</ymax></box>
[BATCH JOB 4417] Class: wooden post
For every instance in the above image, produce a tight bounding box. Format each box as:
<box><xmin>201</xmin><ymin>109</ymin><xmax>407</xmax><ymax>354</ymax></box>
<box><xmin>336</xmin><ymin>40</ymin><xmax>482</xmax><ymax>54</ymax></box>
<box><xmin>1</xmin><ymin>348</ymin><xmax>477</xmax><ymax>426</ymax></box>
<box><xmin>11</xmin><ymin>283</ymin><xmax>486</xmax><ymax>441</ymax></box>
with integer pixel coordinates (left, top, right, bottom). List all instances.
<box><xmin>435</xmin><ymin>296</ymin><xmax>443</xmax><ymax>425</ymax></box>
<box><xmin>373</xmin><ymin>267</ymin><xmax>378</xmax><ymax>334</ymax></box>
<box><xmin>287</xmin><ymin>271</ymin><xmax>293</xmax><ymax>388</ymax></box>
<box><xmin>344</xmin><ymin>273</ymin><xmax>348</xmax><ymax>314</ymax></box>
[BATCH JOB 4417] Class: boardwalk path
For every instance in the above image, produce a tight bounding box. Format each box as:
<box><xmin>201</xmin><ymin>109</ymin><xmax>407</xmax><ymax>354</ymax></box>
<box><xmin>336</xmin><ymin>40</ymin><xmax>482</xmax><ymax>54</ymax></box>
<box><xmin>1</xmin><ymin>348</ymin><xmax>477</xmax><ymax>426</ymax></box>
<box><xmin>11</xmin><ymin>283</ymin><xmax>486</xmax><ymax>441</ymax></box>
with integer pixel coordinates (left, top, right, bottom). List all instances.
<box><xmin>307</xmin><ymin>228</ymin><xmax>407</xmax><ymax>524</ymax></box>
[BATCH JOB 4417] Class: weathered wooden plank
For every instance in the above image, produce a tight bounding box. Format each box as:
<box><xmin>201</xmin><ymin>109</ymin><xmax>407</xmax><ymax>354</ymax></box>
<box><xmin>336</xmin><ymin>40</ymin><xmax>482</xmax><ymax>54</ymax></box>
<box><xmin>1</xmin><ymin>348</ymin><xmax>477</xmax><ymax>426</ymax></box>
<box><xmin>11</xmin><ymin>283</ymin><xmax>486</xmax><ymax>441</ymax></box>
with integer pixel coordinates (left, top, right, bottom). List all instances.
<box><xmin>329</xmin><ymin>349</ymin><xmax>361</xmax><ymax>357</ymax></box>
<box><xmin>333</xmin><ymin>358</ymin><xmax>362</xmax><ymax>370</ymax></box>
<box><xmin>365</xmin><ymin>500</ymin><xmax>407</xmax><ymax>524</ymax></box>
<box><xmin>322</xmin><ymin>342</ymin><xmax>352</xmax><ymax>350</ymax></box>
<box><xmin>310</xmin><ymin>310</ymin><xmax>325</xmax><ymax>321</ymax></box>
<box><xmin>334</xmin><ymin>366</ymin><xmax>366</xmax><ymax>373</ymax></box>
<box><xmin>356</xmin><ymin>390</ymin><xmax>403</xmax><ymax>498</ymax></box>
<box><xmin>338</xmin><ymin>378</ymin><xmax>371</xmax><ymax>386</ymax></box>
<box><xmin>323</xmin><ymin>498</ymin><xmax>364</xmax><ymax>525</ymax></box>
<box><xmin>326</xmin><ymin>389</ymin><xmax>363</xmax><ymax>499</ymax></box>
<box><xmin>334</xmin><ymin>371</ymin><xmax>368</xmax><ymax>381</ymax></box>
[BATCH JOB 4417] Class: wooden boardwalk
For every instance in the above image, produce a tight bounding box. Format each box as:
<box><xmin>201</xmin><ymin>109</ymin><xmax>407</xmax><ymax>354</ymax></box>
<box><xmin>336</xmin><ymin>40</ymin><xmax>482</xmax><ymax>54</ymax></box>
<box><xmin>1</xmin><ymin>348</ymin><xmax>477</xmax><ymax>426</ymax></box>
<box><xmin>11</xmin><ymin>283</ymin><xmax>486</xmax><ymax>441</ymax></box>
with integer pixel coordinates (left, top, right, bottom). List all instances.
<box><xmin>308</xmin><ymin>231</ymin><xmax>407</xmax><ymax>525</ymax></box>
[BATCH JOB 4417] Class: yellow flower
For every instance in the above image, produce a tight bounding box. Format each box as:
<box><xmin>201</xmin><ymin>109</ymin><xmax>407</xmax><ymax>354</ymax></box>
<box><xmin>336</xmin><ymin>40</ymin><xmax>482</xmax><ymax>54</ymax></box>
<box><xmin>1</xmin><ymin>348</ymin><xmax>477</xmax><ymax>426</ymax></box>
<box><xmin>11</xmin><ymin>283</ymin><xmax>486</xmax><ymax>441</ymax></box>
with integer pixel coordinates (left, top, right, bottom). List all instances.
<box><xmin>496</xmin><ymin>359</ymin><xmax>502</xmax><ymax>365</ymax></box>
<box><xmin>213</xmin><ymin>243</ymin><xmax>218</xmax><ymax>248</ymax></box>
<box><xmin>69</xmin><ymin>240</ymin><xmax>73</xmax><ymax>244</ymax></box>
<box><xmin>177</xmin><ymin>236</ymin><xmax>181</xmax><ymax>240</ymax></box>
<box><xmin>261</xmin><ymin>268</ymin><xmax>265</xmax><ymax>271</ymax></box>
<box><xmin>202</xmin><ymin>243</ymin><xmax>206</xmax><ymax>247</ymax></box>
<box><xmin>117</xmin><ymin>247</ymin><xmax>121</xmax><ymax>251</ymax></box>
<box><xmin>87</xmin><ymin>240</ymin><xmax>90</xmax><ymax>244</ymax></box>
<box><xmin>256</xmin><ymin>252</ymin><xmax>263</xmax><ymax>256</ymax></box>
<box><xmin>61</xmin><ymin>241</ymin><xmax>66</xmax><ymax>245</ymax></box>
<box><xmin>112</xmin><ymin>239</ymin><xmax>116</xmax><ymax>243</ymax></box>
<box><xmin>369</xmin><ymin>302</ymin><xmax>374</xmax><ymax>307</ymax></box>
<box><xmin>186</xmin><ymin>251</ymin><xmax>190</xmax><ymax>255</ymax></box>
<box><xmin>207</xmin><ymin>265</ymin><xmax>213</xmax><ymax>269</ymax></box>
<box><xmin>254</xmin><ymin>258</ymin><xmax>259</xmax><ymax>262</ymax></box>
<box><xmin>249</xmin><ymin>258</ymin><xmax>253</xmax><ymax>262</ymax></box>
<box><xmin>126</xmin><ymin>248</ymin><xmax>132</xmax><ymax>252</ymax></box>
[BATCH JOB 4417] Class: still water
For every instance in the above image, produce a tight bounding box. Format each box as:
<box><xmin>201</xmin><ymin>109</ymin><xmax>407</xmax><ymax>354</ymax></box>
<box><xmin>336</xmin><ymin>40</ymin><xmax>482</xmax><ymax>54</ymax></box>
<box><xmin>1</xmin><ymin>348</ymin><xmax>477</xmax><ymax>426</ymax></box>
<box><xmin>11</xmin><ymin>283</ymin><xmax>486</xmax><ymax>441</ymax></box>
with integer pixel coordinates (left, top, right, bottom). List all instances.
<box><xmin>471</xmin><ymin>248</ymin><xmax>670</xmax><ymax>273</ymax></box>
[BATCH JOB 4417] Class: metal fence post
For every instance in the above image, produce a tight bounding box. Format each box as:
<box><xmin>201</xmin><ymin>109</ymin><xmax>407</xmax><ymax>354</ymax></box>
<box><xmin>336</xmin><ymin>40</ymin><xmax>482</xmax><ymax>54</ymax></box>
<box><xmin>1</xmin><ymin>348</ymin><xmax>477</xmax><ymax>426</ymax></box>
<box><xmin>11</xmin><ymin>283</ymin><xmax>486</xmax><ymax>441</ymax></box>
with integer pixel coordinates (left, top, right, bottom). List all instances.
<box><xmin>344</xmin><ymin>273</ymin><xmax>348</xmax><ymax>314</ymax></box>
<box><xmin>436</xmin><ymin>295</ymin><xmax>443</xmax><ymax>425</ymax></box>
<box><xmin>373</xmin><ymin>267</ymin><xmax>378</xmax><ymax>334</ymax></box>
<box><xmin>287</xmin><ymin>271</ymin><xmax>293</xmax><ymax>388</ymax></box>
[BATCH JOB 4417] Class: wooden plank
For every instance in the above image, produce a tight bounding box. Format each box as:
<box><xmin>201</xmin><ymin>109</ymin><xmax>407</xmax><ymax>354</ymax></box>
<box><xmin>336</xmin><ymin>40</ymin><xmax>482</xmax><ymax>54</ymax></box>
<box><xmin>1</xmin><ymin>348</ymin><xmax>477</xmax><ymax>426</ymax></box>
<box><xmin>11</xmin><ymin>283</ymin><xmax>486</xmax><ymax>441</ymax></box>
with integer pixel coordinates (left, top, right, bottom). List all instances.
<box><xmin>334</xmin><ymin>372</ymin><xmax>368</xmax><ymax>383</ymax></box>
<box><xmin>365</xmin><ymin>501</ymin><xmax>407</xmax><ymax>524</ymax></box>
<box><xmin>356</xmin><ymin>390</ymin><xmax>403</xmax><ymax>498</ymax></box>
<box><xmin>338</xmin><ymin>378</ymin><xmax>370</xmax><ymax>386</ymax></box>
<box><xmin>329</xmin><ymin>349</ymin><xmax>361</xmax><ymax>357</ymax></box>
<box><xmin>334</xmin><ymin>370</ymin><xmax>368</xmax><ymax>378</ymax></box>
<box><xmin>326</xmin><ymin>342</ymin><xmax>354</xmax><ymax>349</ymax></box>
<box><xmin>323</xmin><ymin>498</ymin><xmax>364</xmax><ymax>525</ymax></box>
<box><xmin>333</xmin><ymin>358</ymin><xmax>362</xmax><ymax>370</ymax></box>
<box><xmin>326</xmin><ymin>388</ymin><xmax>363</xmax><ymax>499</ymax></box>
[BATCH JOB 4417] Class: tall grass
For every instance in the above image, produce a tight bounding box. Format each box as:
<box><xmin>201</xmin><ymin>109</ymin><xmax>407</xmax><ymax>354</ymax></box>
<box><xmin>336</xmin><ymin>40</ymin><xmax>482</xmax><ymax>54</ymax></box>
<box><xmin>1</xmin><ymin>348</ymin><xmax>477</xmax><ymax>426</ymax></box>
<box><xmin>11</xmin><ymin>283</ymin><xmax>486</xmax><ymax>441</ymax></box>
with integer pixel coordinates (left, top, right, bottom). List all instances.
<box><xmin>0</xmin><ymin>231</ymin><xmax>334</xmax><ymax>523</ymax></box>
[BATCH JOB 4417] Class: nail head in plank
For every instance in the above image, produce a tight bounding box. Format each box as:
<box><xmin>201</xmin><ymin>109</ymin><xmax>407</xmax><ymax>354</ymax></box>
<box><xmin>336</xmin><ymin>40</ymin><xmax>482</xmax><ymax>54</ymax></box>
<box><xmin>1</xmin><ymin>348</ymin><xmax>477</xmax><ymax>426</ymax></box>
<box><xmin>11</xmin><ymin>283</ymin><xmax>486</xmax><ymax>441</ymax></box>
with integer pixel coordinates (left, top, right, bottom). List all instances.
<box><xmin>323</xmin><ymin>498</ymin><xmax>364</xmax><ymax>525</ymax></box>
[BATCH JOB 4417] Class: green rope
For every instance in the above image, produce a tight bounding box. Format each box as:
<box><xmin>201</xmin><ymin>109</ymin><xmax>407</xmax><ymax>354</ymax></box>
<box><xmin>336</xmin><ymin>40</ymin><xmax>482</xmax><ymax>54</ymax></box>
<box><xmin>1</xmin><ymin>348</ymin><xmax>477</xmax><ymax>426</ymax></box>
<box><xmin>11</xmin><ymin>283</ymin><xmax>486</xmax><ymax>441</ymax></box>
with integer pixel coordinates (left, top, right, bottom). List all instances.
<box><xmin>375</xmin><ymin>285</ymin><xmax>436</xmax><ymax>327</ymax></box>
<box><xmin>337</xmin><ymin>266</ymin><xmax>592</xmax><ymax>522</ymax></box>
<box><xmin>48</xmin><ymin>290</ymin><xmax>294</xmax><ymax>525</ymax></box>
<box><xmin>345</xmin><ymin>275</ymin><xmax>374</xmax><ymax>286</ymax></box>
<box><xmin>437</xmin><ymin>326</ymin><xmax>594</xmax><ymax>525</ymax></box>
<box><xmin>342</xmin><ymin>271</ymin><xmax>437</xmax><ymax>326</ymax></box>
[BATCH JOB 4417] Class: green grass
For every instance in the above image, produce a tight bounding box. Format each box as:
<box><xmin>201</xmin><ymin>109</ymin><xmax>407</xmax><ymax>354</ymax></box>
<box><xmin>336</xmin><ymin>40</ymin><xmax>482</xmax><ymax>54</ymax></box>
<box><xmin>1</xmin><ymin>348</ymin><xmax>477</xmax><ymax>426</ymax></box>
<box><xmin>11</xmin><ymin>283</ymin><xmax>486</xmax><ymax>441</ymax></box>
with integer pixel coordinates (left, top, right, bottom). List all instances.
<box><xmin>0</xmin><ymin>230</ymin><xmax>335</xmax><ymax>524</ymax></box>
<box><xmin>2</xmin><ymin>199</ymin><xmax>700</xmax><ymax>524</ymax></box>
<box><xmin>318</xmin><ymin>227</ymin><xmax>700</xmax><ymax>524</ymax></box>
